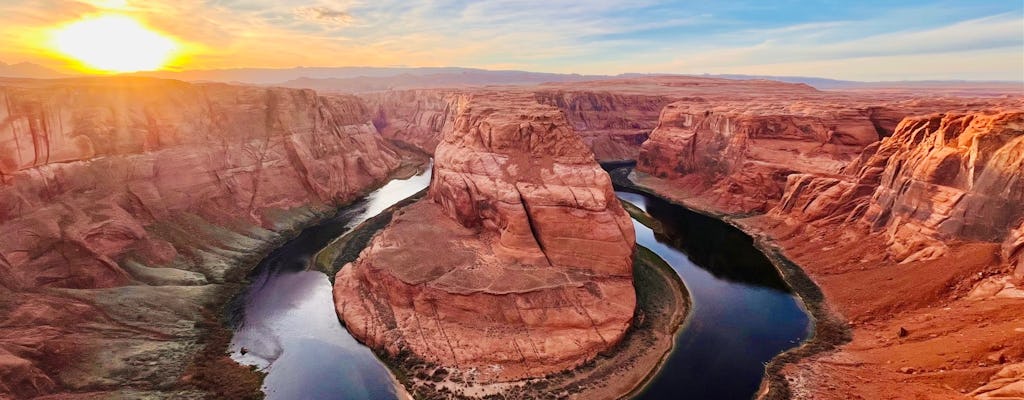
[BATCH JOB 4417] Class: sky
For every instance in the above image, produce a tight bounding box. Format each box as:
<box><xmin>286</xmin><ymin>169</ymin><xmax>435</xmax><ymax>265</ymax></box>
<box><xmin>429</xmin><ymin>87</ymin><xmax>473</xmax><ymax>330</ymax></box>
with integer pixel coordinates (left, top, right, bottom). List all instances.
<box><xmin>0</xmin><ymin>0</ymin><xmax>1022</xmax><ymax>81</ymax></box>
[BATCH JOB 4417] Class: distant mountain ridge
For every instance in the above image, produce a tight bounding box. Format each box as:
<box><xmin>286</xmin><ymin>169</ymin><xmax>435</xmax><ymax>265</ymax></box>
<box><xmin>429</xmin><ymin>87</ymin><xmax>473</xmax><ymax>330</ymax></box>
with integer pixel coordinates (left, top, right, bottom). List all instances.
<box><xmin>0</xmin><ymin>61</ymin><xmax>66</xmax><ymax>79</ymax></box>
<box><xmin>131</xmin><ymin>66</ymin><xmax>607</xmax><ymax>86</ymax></box>
<box><xmin>2</xmin><ymin>63</ymin><xmax>1017</xmax><ymax>93</ymax></box>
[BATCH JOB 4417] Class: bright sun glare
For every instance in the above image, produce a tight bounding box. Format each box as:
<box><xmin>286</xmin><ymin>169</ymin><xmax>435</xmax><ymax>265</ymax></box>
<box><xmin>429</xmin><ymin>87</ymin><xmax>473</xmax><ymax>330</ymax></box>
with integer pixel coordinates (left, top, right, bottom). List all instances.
<box><xmin>52</xmin><ymin>15</ymin><xmax>177</xmax><ymax>73</ymax></box>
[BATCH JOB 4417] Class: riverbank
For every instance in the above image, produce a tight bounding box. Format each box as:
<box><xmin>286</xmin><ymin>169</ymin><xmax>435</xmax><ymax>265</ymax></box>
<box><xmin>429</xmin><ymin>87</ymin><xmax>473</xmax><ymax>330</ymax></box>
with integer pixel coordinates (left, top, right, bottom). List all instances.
<box><xmin>178</xmin><ymin>150</ymin><xmax>430</xmax><ymax>398</ymax></box>
<box><xmin>317</xmin><ymin>193</ymin><xmax>690</xmax><ymax>399</ymax></box>
<box><xmin>608</xmin><ymin>166</ymin><xmax>851</xmax><ymax>400</ymax></box>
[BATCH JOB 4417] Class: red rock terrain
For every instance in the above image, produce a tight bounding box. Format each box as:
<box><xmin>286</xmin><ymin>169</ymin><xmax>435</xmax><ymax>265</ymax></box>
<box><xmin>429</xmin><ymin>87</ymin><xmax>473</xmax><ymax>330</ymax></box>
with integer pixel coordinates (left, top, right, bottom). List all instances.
<box><xmin>333</xmin><ymin>92</ymin><xmax>636</xmax><ymax>382</ymax></box>
<box><xmin>0</xmin><ymin>77</ymin><xmax>407</xmax><ymax>398</ymax></box>
<box><xmin>361</xmin><ymin>89</ymin><xmax>459</xmax><ymax>154</ymax></box>
<box><xmin>630</xmin><ymin>87</ymin><xmax>1024</xmax><ymax>399</ymax></box>
<box><xmin>531</xmin><ymin>90</ymin><xmax>671</xmax><ymax>162</ymax></box>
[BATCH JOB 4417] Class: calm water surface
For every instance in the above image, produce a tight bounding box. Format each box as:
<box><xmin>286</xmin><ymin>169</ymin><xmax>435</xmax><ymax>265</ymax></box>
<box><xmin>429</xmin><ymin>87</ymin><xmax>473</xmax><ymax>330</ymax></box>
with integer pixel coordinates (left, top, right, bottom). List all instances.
<box><xmin>617</xmin><ymin>190</ymin><xmax>811</xmax><ymax>400</ymax></box>
<box><xmin>227</xmin><ymin>164</ymin><xmax>809</xmax><ymax>400</ymax></box>
<box><xmin>228</xmin><ymin>166</ymin><xmax>431</xmax><ymax>400</ymax></box>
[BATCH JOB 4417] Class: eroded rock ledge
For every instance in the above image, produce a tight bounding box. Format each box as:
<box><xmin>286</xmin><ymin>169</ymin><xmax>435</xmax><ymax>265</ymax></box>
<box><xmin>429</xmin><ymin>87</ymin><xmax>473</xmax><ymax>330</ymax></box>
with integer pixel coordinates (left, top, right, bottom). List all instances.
<box><xmin>773</xmin><ymin>111</ymin><xmax>1024</xmax><ymax>263</ymax></box>
<box><xmin>333</xmin><ymin>92</ymin><xmax>636</xmax><ymax>383</ymax></box>
<box><xmin>0</xmin><ymin>77</ymin><xmax>406</xmax><ymax>398</ymax></box>
<box><xmin>632</xmin><ymin>99</ymin><xmax>1024</xmax><ymax>399</ymax></box>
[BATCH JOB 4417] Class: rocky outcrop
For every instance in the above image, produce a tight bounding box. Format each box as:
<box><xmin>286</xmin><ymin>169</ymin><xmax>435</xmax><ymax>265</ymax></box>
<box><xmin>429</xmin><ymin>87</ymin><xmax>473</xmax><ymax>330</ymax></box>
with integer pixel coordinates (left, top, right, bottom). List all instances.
<box><xmin>533</xmin><ymin>90</ymin><xmax>670</xmax><ymax>161</ymax></box>
<box><xmin>360</xmin><ymin>90</ymin><xmax>460</xmax><ymax>153</ymax></box>
<box><xmin>0</xmin><ymin>77</ymin><xmax>405</xmax><ymax>398</ymax></box>
<box><xmin>627</xmin><ymin>87</ymin><xmax>1024</xmax><ymax>399</ymax></box>
<box><xmin>772</xmin><ymin>111</ymin><xmax>1024</xmax><ymax>263</ymax></box>
<box><xmin>1007</xmin><ymin>221</ymin><xmax>1024</xmax><ymax>279</ymax></box>
<box><xmin>334</xmin><ymin>93</ymin><xmax>636</xmax><ymax>382</ymax></box>
<box><xmin>637</xmin><ymin>100</ymin><xmax>900</xmax><ymax>213</ymax></box>
<box><xmin>363</xmin><ymin>85</ymin><xmax>673</xmax><ymax>162</ymax></box>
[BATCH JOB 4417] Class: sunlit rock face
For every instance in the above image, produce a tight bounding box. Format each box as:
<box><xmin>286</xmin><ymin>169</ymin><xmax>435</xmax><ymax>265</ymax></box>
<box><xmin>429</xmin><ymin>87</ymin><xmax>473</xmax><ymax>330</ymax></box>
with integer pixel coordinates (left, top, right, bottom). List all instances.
<box><xmin>0</xmin><ymin>77</ymin><xmax>403</xmax><ymax>398</ymax></box>
<box><xmin>334</xmin><ymin>92</ymin><xmax>636</xmax><ymax>382</ymax></box>
<box><xmin>772</xmin><ymin>111</ymin><xmax>1024</xmax><ymax>263</ymax></box>
<box><xmin>1006</xmin><ymin>221</ymin><xmax>1024</xmax><ymax>279</ymax></box>
<box><xmin>362</xmin><ymin>86</ymin><xmax>671</xmax><ymax>162</ymax></box>
<box><xmin>636</xmin><ymin>99</ymin><xmax>896</xmax><ymax>213</ymax></box>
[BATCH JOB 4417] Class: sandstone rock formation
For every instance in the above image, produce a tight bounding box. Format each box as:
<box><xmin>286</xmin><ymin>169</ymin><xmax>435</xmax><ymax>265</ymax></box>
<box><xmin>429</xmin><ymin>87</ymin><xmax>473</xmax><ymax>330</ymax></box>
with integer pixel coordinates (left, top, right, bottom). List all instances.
<box><xmin>637</xmin><ymin>100</ymin><xmax>886</xmax><ymax>213</ymax></box>
<box><xmin>533</xmin><ymin>90</ymin><xmax>670</xmax><ymax>161</ymax></box>
<box><xmin>1007</xmin><ymin>221</ymin><xmax>1024</xmax><ymax>279</ymax></box>
<box><xmin>360</xmin><ymin>89</ymin><xmax>459</xmax><ymax>153</ymax></box>
<box><xmin>614</xmin><ymin>76</ymin><xmax>1023</xmax><ymax>399</ymax></box>
<box><xmin>772</xmin><ymin>111</ymin><xmax>1024</xmax><ymax>263</ymax></box>
<box><xmin>0</xmin><ymin>77</ymin><xmax>405</xmax><ymax>398</ymax></box>
<box><xmin>334</xmin><ymin>93</ymin><xmax>636</xmax><ymax>382</ymax></box>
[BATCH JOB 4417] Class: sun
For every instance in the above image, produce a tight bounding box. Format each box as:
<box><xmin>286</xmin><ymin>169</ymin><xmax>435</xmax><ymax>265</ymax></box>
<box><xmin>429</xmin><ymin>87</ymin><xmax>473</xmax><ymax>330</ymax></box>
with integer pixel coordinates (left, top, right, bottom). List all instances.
<box><xmin>52</xmin><ymin>15</ymin><xmax>178</xmax><ymax>73</ymax></box>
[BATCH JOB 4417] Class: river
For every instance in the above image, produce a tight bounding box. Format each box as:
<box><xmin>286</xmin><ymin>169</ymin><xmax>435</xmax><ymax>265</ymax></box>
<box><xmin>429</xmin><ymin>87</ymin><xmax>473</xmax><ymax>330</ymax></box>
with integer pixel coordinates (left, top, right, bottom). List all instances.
<box><xmin>226</xmin><ymin>167</ymin><xmax>810</xmax><ymax>400</ymax></box>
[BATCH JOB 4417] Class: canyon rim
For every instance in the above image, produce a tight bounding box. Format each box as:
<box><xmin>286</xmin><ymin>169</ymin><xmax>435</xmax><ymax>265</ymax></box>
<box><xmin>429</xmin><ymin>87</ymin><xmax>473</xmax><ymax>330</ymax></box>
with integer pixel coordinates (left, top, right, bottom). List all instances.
<box><xmin>2</xmin><ymin>1</ymin><xmax>1024</xmax><ymax>400</ymax></box>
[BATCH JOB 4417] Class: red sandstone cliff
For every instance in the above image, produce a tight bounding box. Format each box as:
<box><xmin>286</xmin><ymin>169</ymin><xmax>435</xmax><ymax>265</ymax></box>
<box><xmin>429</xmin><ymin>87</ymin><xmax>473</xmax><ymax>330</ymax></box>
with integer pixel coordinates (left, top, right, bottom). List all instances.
<box><xmin>532</xmin><ymin>90</ymin><xmax>670</xmax><ymax>161</ymax></box>
<box><xmin>360</xmin><ymin>79</ymin><xmax>717</xmax><ymax>162</ymax></box>
<box><xmin>0</xmin><ymin>77</ymin><xmax>405</xmax><ymax>398</ymax></box>
<box><xmin>773</xmin><ymin>111</ymin><xmax>1024</xmax><ymax>263</ymax></box>
<box><xmin>333</xmin><ymin>92</ymin><xmax>636</xmax><ymax>382</ymax></box>
<box><xmin>631</xmin><ymin>89</ymin><xmax>1024</xmax><ymax>398</ymax></box>
<box><xmin>360</xmin><ymin>89</ymin><xmax>459</xmax><ymax>154</ymax></box>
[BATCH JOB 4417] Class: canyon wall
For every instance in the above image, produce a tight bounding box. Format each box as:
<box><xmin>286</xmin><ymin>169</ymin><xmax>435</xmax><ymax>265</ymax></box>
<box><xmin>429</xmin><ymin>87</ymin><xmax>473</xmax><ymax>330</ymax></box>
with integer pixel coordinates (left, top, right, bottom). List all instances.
<box><xmin>636</xmin><ymin>100</ymin><xmax>905</xmax><ymax>213</ymax></box>
<box><xmin>772</xmin><ymin>111</ymin><xmax>1024</xmax><ymax>263</ymax></box>
<box><xmin>363</xmin><ymin>85</ymin><xmax>674</xmax><ymax>162</ymax></box>
<box><xmin>0</xmin><ymin>77</ymin><xmax>405</xmax><ymax>398</ymax></box>
<box><xmin>532</xmin><ymin>90</ymin><xmax>670</xmax><ymax>161</ymax></box>
<box><xmin>360</xmin><ymin>89</ymin><xmax>459</xmax><ymax>153</ymax></box>
<box><xmin>1008</xmin><ymin>221</ymin><xmax>1024</xmax><ymax>279</ymax></box>
<box><xmin>629</xmin><ymin>86</ymin><xmax>1024</xmax><ymax>398</ymax></box>
<box><xmin>334</xmin><ymin>92</ymin><xmax>636</xmax><ymax>382</ymax></box>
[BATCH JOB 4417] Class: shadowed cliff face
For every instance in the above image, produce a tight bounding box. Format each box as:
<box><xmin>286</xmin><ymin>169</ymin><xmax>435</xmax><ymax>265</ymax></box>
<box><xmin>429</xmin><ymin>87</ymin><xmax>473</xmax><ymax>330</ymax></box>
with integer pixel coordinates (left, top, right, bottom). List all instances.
<box><xmin>634</xmin><ymin>94</ymin><xmax>1024</xmax><ymax>215</ymax></box>
<box><xmin>1008</xmin><ymin>222</ymin><xmax>1024</xmax><ymax>279</ymax></box>
<box><xmin>533</xmin><ymin>90</ymin><xmax>671</xmax><ymax>162</ymax></box>
<box><xmin>360</xmin><ymin>89</ymin><xmax>460</xmax><ymax>154</ymax></box>
<box><xmin>0</xmin><ymin>78</ymin><xmax>404</xmax><ymax>398</ymax></box>
<box><xmin>334</xmin><ymin>92</ymin><xmax>636</xmax><ymax>382</ymax></box>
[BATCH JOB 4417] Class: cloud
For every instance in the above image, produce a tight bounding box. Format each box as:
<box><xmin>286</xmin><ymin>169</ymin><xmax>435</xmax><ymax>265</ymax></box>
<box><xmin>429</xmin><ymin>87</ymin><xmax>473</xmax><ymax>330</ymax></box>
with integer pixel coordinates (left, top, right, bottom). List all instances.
<box><xmin>0</xmin><ymin>0</ymin><xmax>1020</xmax><ymax>80</ymax></box>
<box><xmin>294</xmin><ymin>6</ymin><xmax>352</xmax><ymax>25</ymax></box>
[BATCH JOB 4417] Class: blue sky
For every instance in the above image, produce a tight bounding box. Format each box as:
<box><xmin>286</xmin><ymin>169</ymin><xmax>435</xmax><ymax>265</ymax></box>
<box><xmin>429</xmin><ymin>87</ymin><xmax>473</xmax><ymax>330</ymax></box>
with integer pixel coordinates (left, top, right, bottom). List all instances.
<box><xmin>2</xmin><ymin>0</ymin><xmax>1022</xmax><ymax>80</ymax></box>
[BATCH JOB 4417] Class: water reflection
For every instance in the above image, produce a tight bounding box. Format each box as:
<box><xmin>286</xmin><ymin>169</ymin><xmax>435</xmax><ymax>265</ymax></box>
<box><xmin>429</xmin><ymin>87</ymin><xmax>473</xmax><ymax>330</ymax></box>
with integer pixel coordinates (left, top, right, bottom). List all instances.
<box><xmin>617</xmin><ymin>190</ymin><xmax>810</xmax><ymax>400</ymax></box>
<box><xmin>624</xmin><ymin>190</ymin><xmax>791</xmax><ymax>293</ymax></box>
<box><xmin>227</xmin><ymin>164</ymin><xmax>431</xmax><ymax>400</ymax></box>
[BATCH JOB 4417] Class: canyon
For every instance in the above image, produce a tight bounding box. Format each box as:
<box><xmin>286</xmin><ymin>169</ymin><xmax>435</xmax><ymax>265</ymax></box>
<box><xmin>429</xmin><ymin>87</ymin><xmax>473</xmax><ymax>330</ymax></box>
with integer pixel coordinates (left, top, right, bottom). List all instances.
<box><xmin>0</xmin><ymin>73</ymin><xmax>1022</xmax><ymax>400</ymax></box>
<box><xmin>626</xmin><ymin>85</ymin><xmax>1024</xmax><ymax>398</ymax></box>
<box><xmin>333</xmin><ymin>92</ymin><xmax>638</xmax><ymax>383</ymax></box>
<box><xmin>0</xmin><ymin>77</ymin><xmax>412</xmax><ymax>398</ymax></box>
<box><xmin>362</xmin><ymin>76</ymin><xmax>1024</xmax><ymax>398</ymax></box>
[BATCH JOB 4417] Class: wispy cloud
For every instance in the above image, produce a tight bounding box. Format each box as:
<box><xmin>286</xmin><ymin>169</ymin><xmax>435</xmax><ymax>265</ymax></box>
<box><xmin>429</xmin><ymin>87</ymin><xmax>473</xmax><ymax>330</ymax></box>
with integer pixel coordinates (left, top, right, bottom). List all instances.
<box><xmin>0</xmin><ymin>0</ymin><xmax>1020</xmax><ymax>80</ymax></box>
<box><xmin>294</xmin><ymin>6</ymin><xmax>352</xmax><ymax>25</ymax></box>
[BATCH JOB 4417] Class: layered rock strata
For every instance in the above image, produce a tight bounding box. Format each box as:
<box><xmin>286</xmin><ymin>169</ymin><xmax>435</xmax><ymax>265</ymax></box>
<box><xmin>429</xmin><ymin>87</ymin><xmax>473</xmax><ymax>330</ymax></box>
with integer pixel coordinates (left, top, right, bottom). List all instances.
<box><xmin>0</xmin><ymin>77</ymin><xmax>405</xmax><ymax>398</ymax></box>
<box><xmin>334</xmin><ymin>93</ymin><xmax>636</xmax><ymax>382</ymax></box>
<box><xmin>772</xmin><ymin>111</ymin><xmax>1024</xmax><ymax>263</ymax></box>
<box><xmin>637</xmin><ymin>100</ymin><xmax>914</xmax><ymax>213</ymax></box>
<box><xmin>532</xmin><ymin>90</ymin><xmax>670</xmax><ymax>161</ymax></box>
<box><xmin>360</xmin><ymin>89</ymin><xmax>459</xmax><ymax>153</ymax></box>
<box><xmin>631</xmin><ymin>96</ymin><xmax>1024</xmax><ymax>399</ymax></box>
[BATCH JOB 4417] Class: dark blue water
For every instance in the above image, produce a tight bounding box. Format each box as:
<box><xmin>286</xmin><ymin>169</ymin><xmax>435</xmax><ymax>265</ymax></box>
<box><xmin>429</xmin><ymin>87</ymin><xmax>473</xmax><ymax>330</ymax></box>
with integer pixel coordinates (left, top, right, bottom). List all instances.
<box><xmin>227</xmin><ymin>167</ymin><xmax>431</xmax><ymax>400</ymax></box>
<box><xmin>226</xmin><ymin>163</ymin><xmax>809</xmax><ymax>400</ymax></box>
<box><xmin>617</xmin><ymin>190</ymin><xmax>811</xmax><ymax>400</ymax></box>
